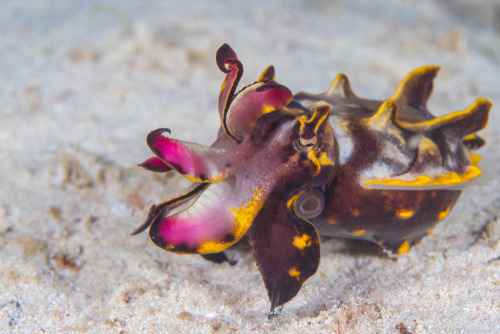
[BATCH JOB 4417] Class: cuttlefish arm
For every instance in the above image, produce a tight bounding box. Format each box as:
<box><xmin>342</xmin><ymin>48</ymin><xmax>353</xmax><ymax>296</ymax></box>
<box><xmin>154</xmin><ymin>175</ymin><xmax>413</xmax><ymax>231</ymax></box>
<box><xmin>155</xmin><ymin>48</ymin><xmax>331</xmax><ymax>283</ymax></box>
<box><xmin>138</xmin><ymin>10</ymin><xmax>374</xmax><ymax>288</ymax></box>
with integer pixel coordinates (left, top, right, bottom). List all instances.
<box><xmin>147</xmin><ymin>128</ymin><xmax>238</xmax><ymax>183</ymax></box>
<box><xmin>225</xmin><ymin>80</ymin><xmax>293</xmax><ymax>141</ymax></box>
<box><xmin>149</xmin><ymin>178</ymin><xmax>269</xmax><ymax>254</ymax></box>
<box><xmin>247</xmin><ymin>191</ymin><xmax>321</xmax><ymax>319</ymax></box>
<box><xmin>215</xmin><ymin>44</ymin><xmax>293</xmax><ymax>142</ymax></box>
<box><xmin>137</xmin><ymin>156</ymin><xmax>172</xmax><ymax>173</ymax></box>
<box><xmin>217</xmin><ymin>44</ymin><xmax>242</xmax><ymax>128</ymax></box>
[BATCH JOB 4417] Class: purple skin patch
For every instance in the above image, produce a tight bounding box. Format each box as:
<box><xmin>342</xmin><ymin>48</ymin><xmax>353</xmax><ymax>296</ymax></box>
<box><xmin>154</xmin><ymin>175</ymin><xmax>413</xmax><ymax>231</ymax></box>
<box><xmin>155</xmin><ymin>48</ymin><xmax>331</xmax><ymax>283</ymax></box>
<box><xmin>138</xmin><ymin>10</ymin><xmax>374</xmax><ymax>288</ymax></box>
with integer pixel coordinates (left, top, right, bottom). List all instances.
<box><xmin>133</xmin><ymin>43</ymin><xmax>491</xmax><ymax>318</ymax></box>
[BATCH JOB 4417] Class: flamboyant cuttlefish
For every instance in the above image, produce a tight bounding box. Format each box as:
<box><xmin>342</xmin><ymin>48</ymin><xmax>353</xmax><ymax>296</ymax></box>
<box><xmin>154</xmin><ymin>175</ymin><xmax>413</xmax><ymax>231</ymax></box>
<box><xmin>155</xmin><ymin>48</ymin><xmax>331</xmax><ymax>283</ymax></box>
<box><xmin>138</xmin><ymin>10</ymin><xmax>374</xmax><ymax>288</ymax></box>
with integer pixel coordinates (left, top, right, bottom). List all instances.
<box><xmin>132</xmin><ymin>43</ymin><xmax>491</xmax><ymax>318</ymax></box>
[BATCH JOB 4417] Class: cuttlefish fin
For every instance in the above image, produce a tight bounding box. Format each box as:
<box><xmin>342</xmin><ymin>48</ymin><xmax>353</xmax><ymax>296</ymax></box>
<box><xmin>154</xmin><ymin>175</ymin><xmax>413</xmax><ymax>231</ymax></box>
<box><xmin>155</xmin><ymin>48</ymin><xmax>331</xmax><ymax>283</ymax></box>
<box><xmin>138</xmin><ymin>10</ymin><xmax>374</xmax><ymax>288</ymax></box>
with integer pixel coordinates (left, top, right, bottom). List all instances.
<box><xmin>247</xmin><ymin>191</ymin><xmax>320</xmax><ymax>319</ymax></box>
<box><xmin>147</xmin><ymin>128</ymin><xmax>237</xmax><ymax>183</ymax></box>
<box><xmin>149</xmin><ymin>178</ymin><xmax>268</xmax><ymax>255</ymax></box>
<box><xmin>363</xmin><ymin>137</ymin><xmax>484</xmax><ymax>191</ymax></box>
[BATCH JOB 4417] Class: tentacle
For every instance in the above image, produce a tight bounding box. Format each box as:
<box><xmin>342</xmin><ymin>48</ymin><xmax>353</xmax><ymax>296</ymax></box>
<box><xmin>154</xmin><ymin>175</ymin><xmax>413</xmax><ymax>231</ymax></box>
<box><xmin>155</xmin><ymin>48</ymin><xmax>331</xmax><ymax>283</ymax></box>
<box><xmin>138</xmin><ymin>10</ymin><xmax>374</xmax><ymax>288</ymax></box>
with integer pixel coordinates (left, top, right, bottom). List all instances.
<box><xmin>225</xmin><ymin>80</ymin><xmax>292</xmax><ymax>140</ymax></box>
<box><xmin>137</xmin><ymin>157</ymin><xmax>172</xmax><ymax>173</ymax></box>
<box><xmin>131</xmin><ymin>183</ymin><xmax>209</xmax><ymax>236</ymax></box>
<box><xmin>149</xmin><ymin>177</ymin><xmax>268</xmax><ymax>255</ymax></box>
<box><xmin>247</xmin><ymin>192</ymin><xmax>320</xmax><ymax>319</ymax></box>
<box><xmin>147</xmin><ymin>128</ymin><xmax>236</xmax><ymax>182</ymax></box>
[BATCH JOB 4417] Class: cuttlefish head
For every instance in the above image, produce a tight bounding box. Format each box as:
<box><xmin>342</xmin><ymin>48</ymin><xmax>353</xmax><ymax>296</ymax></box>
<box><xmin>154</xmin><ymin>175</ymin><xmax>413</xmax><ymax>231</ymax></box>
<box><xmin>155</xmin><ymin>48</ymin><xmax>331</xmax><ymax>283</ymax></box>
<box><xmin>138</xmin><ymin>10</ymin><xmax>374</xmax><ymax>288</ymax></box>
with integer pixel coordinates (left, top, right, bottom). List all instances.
<box><xmin>135</xmin><ymin>44</ymin><xmax>337</xmax><ymax>317</ymax></box>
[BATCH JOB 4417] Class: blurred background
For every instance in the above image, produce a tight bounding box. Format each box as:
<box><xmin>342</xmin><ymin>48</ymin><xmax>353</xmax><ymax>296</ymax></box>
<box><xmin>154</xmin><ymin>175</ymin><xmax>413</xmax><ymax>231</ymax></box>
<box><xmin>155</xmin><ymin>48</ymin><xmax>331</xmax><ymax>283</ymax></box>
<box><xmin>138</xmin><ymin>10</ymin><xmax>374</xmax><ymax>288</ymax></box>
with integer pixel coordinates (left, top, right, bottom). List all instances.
<box><xmin>1</xmin><ymin>1</ymin><xmax>499</xmax><ymax>333</ymax></box>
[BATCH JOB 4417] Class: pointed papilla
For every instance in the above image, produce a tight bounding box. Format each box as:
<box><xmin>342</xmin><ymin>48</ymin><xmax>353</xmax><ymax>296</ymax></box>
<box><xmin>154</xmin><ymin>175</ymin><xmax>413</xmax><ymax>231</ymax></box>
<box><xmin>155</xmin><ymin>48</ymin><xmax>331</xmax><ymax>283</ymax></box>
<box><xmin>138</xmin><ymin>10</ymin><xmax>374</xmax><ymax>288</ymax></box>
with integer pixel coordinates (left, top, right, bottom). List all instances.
<box><xmin>326</xmin><ymin>73</ymin><xmax>355</xmax><ymax>97</ymax></box>
<box><xmin>391</xmin><ymin>66</ymin><xmax>440</xmax><ymax>111</ymax></box>
<box><xmin>364</xmin><ymin>100</ymin><xmax>397</xmax><ymax>130</ymax></box>
<box><xmin>258</xmin><ymin>65</ymin><xmax>275</xmax><ymax>82</ymax></box>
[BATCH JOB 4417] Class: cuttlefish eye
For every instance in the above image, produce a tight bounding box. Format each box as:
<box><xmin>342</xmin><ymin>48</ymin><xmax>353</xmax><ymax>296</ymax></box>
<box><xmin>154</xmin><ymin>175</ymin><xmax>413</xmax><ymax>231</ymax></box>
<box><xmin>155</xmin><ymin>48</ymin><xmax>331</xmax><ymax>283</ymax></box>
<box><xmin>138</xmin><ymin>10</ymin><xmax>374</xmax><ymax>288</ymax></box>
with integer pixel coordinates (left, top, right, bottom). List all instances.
<box><xmin>294</xmin><ymin>137</ymin><xmax>318</xmax><ymax>152</ymax></box>
<box><xmin>295</xmin><ymin>188</ymin><xmax>325</xmax><ymax>219</ymax></box>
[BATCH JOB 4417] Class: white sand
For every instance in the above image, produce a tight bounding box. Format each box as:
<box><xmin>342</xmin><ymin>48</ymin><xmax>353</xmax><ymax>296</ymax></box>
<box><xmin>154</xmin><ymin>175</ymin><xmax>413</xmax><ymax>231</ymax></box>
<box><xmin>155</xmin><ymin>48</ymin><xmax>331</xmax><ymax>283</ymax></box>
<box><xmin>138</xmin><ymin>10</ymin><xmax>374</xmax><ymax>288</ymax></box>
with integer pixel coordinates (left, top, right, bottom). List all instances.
<box><xmin>1</xmin><ymin>0</ymin><xmax>499</xmax><ymax>333</ymax></box>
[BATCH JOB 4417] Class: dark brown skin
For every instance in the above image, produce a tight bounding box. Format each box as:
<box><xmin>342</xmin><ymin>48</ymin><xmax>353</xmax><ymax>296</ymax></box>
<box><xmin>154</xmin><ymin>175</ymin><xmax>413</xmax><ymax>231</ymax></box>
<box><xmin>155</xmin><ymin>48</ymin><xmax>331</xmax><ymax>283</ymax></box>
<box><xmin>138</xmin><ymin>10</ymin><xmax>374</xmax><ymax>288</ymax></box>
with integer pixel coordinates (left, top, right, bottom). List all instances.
<box><xmin>295</xmin><ymin>66</ymin><xmax>491</xmax><ymax>254</ymax></box>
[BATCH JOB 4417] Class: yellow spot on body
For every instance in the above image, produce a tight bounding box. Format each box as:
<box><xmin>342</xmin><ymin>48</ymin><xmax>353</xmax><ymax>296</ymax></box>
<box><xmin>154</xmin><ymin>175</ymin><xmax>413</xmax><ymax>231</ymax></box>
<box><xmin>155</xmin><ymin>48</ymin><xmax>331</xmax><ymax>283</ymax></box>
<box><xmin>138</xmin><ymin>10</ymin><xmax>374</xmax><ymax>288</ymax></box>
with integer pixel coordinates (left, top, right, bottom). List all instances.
<box><xmin>351</xmin><ymin>208</ymin><xmax>360</xmax><ymax>216</ymax></box>
<box><xmin>438</xmin><ymin>207</ymin><xmax>450</xmax><ymax>220</ymax></box>
<box><xmin>328</xmin><ymin>217</ymin><xmax>337</xmax><ymax>224</ymax></box>
<box><xmin>293</xmin><ymin>234</ymin><xmax>312</xmax><ymax>250</ymax></box>
<box><xmin>397</xmin><ymin>241</ymin><xmax>410</xmax><ymax>254</ymax></box>
<box><xmin>289</xmin><ymin>268</ymin><xmax>301</xmax><ymax>278</ymax></box>
<box><xmin>396</xmin><ymin>209</ymin><xmax>414</xmax><ymax>219</ymax></box>
<box><xmin>353</xmin><ymin>229</ymin><xmax>366</xmax><ymax>236</ymax></box>
<box><xmin>427</xmin><ymin>228</ymin><xmax>435</xmax><ymax>235</ymax></box>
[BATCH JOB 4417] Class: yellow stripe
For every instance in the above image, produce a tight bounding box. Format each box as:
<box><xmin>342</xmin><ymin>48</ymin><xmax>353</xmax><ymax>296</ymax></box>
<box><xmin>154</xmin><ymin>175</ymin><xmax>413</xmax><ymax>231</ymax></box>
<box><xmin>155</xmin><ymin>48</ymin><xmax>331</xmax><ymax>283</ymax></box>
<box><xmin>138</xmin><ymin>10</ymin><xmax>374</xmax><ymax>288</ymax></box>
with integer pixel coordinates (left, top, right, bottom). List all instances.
<box><xmin>363</xmin><ymin>165</ymin><xmax>482</xmax><ymax>189</ymax></box>
<box><xmin>308</xmin><ymin>151</ymin><xmax>321</xmax><ymax>176</ymax></box>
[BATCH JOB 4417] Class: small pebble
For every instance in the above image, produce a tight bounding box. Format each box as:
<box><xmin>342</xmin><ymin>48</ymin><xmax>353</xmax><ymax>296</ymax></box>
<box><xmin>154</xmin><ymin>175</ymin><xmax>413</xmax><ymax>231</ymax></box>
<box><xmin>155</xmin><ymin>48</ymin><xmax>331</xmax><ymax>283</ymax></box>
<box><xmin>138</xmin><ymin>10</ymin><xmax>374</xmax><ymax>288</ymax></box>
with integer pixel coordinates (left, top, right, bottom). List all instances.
<box><xmin>176</xmin><ymin>311</ymin><xmax>194</xmax><ymax>321</ymax></box>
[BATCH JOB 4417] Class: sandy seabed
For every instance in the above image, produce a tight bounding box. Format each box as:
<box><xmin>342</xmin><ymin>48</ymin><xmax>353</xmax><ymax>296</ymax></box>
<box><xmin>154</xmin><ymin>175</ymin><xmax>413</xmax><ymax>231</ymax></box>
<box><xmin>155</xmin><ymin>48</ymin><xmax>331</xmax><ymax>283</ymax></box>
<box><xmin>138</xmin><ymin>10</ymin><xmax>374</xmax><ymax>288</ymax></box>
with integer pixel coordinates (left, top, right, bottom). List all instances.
<box><xmin>1</xmin><ymin>0</ymin><xmax>500</xmax><ymax>333</ymax></box>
